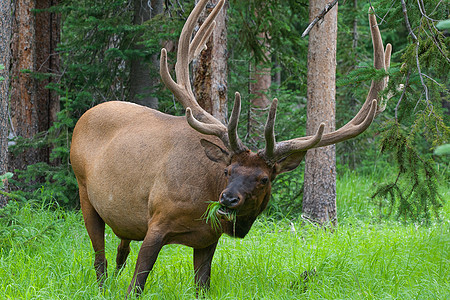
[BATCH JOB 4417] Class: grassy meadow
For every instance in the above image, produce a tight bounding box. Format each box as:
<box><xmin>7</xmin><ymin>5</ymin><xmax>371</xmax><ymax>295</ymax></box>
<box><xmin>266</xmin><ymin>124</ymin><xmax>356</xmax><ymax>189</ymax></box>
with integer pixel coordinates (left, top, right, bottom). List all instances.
<box><xmin>0</xmin><ymin>173</ymin><xmax>449</xmax><ymax>299</ymax></box>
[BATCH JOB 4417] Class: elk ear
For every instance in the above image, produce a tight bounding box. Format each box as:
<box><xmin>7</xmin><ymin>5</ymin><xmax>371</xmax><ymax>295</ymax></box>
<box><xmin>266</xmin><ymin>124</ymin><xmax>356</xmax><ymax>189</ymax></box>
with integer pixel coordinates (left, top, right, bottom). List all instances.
<box><xmin>200</xmin><ymin>139</ymin><xmax>231</xmax><ymax>165</ymax></box>
<box><xmin>274</xmin><ymin>152</ymin><xmax>307</xmax><ymax>175</ymax></box>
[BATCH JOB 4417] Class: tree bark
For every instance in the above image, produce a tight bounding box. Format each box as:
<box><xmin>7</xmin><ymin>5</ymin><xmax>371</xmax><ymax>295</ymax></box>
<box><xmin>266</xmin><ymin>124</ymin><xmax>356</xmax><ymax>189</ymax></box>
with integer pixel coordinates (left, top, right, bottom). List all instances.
<box><xmin>129</xmin><ymin>0</ymin><xmax>164</xmax><ymax>109</ymax></box>
<box><xmin>249</xmin><ymin>46</ymin><xmax>271</xmax><ymax>108</ymax></box>
<box><xmin>248</xmin><ymin>33</ymin><xmax>271</xmax><ymax>146</ymax></box>
<box><xmin>0</xmin><ymin>0</ymin><xmax>12</xmax><ymax>207</ymax></box>
<box><xmin>35</xmin><ymin>0</ymin><xmax>60</xmax><ymax>134</ymax></box>
<box><xmin>192</xmin><ymin>0</ymin><xmax>228</xmax><ymax>124</ymax></box>
<box><xmin>8</xmin><ymin>0</ymin><xmax>60</xmax><ymax>172</ymax></box>
<box><xmin>302</xmin><ymin>0</ymin><xmax>338</xmax><ymax>226</ymax></box>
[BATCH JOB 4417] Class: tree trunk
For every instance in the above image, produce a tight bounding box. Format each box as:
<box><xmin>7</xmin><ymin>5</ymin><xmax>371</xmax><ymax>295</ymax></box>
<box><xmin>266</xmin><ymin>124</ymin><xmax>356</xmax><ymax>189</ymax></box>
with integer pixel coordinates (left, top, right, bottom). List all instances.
<box><xmin>129</xmin><ymin>0</ymin><xmax>164</xmax><ymax>109</ymax></box>
<box><xmin>8</xmin><ymin>0</ymin><xmax>60</xmax><ymax>172</ymax></box>
<box><xmin>35</xmin><ymin>0</ymin><xmax>60</xmax><ymax>134</ymax></box>
<box><xmin>302</xmin><ymin>0</ymin><xmax>338</xmax><ymax>226</ymax></box>
<box><xmin>248</xmin><ymin>36</ymin><xmax>271</xmax><ymax>147</ymax></box>
<box><xmin>249</xmin><ymin>49</ymin><xmax>271</xmax><ymax>108</ymax></box>
<box><xmin>192</xmin><ymin>0</ymin><xmax>228</xmax><ymax>124</ymax></box>
<box><xmin>0</xmin><ymin>0</ymin><xmax>12</xmax><ymax>207</ymax></box>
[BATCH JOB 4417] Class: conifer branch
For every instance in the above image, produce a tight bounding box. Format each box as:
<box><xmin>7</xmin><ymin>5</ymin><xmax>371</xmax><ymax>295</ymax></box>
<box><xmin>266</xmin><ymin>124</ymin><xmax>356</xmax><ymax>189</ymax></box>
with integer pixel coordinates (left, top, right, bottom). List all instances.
<box><xmin>422</xmin><ymin>15</ymin><xmax>450</xmax><ymax>64</ymax></box>
<box><xmin>417</xmin><ymin>0</ymin><xmax>439</xmax><ymax>22</ymax></box>
<box><xmin>395</xmin><ymin>70</ymin><xmax>410</xmax><ymax>122</ymax></box>
<box><xmin>414</xmin><ymin>40</ymin><xmax>431</xmax><ymax>114</ymax></box>
<box><xmin>400</xmin><ymin>0</ymin><xmax>417</xmax><ymax>41</ymax></box>
<box><xmin>401</xmin><ymin>0</ymin><xmax>435</xmax><ymax>116</ymax></box>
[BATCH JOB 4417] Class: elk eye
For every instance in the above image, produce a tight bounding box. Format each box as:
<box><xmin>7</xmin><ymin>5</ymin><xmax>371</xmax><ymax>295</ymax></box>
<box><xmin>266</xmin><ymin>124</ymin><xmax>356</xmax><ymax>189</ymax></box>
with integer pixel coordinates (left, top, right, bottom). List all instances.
<box><xmin>224</xmin><ymin>169</ymin><xmax>229</xmax><ymax>176</ymax></box>
<box><xmin>260</xmin><ymin>177</ymin><xmax>269</xmax><ymax>185</ymax></box>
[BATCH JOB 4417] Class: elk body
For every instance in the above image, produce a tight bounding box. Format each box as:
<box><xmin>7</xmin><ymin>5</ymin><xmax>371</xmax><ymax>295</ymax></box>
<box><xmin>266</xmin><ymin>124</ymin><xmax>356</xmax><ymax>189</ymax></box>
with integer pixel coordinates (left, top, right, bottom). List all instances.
<box><xmin>70</xmin><ymin>0</ymin><xmax>391</xmax><ymax>296</ymax></box>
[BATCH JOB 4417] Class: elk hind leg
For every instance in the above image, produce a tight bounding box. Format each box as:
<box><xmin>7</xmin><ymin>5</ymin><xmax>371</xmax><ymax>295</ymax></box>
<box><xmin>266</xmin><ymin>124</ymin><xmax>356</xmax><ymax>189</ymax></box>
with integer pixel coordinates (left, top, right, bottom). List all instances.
<box><xmin>116</xmin><ymin>239</ymin><xmax>131</xmax><ymax>272</ymax></box>
<box><xmin>79</xmin><ymin>185</ymin><xmax>108</xmax><ymax>285</ymax></box>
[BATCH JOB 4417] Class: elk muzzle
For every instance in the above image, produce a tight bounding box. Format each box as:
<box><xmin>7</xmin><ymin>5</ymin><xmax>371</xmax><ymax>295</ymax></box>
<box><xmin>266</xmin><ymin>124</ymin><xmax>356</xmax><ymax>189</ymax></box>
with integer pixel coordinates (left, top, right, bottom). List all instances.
<box><xmin>219</xmin><ymin>191</ymin><xmax>241</xmax><ymax>208</ymax></box>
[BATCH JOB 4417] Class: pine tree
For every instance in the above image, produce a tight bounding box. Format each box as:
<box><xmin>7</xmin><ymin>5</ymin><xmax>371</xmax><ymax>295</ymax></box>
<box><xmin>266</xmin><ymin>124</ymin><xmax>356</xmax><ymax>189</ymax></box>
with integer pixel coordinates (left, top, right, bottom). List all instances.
<box><xmin>302</xmin><ymin>0</ymin><xmax>338</xmax><ymax>226</ymax></box>
<box><xmin>0</xmin><ymin>0</ymin><xmax>12</xmax><ymax>207</ymax></box>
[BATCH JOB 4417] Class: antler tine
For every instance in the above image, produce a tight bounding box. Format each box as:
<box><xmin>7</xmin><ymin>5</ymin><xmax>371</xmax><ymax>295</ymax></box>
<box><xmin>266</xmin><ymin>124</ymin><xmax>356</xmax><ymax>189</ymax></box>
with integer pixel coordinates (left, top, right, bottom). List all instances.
<box><xmin>259</xmin><ymin>98</ymin><xmax>325</xmax><ymax>163</ymax></box>
<box><xmin>349</xmin><ymin>10</ymin><xmax>391</xmax><ymax>122</ymax></box>
<box><xmin>377</xmin><ymin>43</ymin><xmax>392</xmax><ymax>115</ymax></box>
<box><xmin>175</xmin><ymin>0</ymin><xmax>225</xmax><ymax>93</ymax></box>
<box><xmin>263</xmin><ymin>98</ymin><xmax>278</xmax><ymax>159</ymax></box>
<box><xmin>312</xmin><ymin>9</ymin><xmax>391</xmax><ymax>148</ymax></box>
<box><xmin>385</xmin><ymin>43</ymin><xmax>392</xmax><ymax>71</ymax></box>
<box><xmin>189</xmin><ymin>21</ymin><xmax>216</xmax><ymax>63</ymax></box>
<box><xmin>188</xmin><ymin>0</ymin><xmax>225</xmax><ymax>63</ymax></box>
<box><xmin>175</xmin><ymin>0</ymin><xmax>209</xmax><ymax>92</ymax></box>
<box><xmin>186</xmin><ymin>107</ymin><xmax>227</xmax><ymax>139</ymax></box>
<box><xmin>268</xmin><ymin>123</ymin><xmax>325</xmax><ymax>162</ymax></box>
<box><xmin>228</xmin><ymin>92</ymin><xmax>247</xmax><ymax>153</ymax></box>
<box><xmin>343</xmin><ymin>10</ymin><xmax>385</xmax><ymax>126</ymax></box>
<box><xmin>160</xmin><ymin>0</ymin><xmax>226</xmax><ymax>128</ymax></box>
<box><xmin>186</xmin><ymin>92</ymin><xmax>246</xmax><ymax>153</ymax></box>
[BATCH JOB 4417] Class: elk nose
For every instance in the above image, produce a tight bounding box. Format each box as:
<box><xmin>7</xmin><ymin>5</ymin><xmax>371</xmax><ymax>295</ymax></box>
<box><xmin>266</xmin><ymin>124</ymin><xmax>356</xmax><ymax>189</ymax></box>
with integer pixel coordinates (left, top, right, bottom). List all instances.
<box><xmin>220</xmin><ymin>192</ymin><xmax>240</xmax><ymax>208</ymax></box>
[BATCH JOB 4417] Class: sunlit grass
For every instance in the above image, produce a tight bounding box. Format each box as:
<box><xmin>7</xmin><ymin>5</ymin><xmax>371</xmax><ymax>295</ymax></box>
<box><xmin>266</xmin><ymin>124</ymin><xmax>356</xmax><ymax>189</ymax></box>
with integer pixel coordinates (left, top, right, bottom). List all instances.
<box><xmin>1</xmin><ymin>173</ymin><xmax>449</xmax><ymax>299</ymax></box>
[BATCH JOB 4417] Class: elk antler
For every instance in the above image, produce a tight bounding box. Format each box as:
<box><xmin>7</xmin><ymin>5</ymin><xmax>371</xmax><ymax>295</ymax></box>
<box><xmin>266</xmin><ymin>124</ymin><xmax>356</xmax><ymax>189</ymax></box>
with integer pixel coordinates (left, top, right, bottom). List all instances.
<box><xmin>259</xmin><ymin>9</ymin><xmax>392</xmax><ymax>163</ymax></box>
<box><xmin>187</xmin><ymin>92</ymin><xmax>247</xmax><ymax>152</ymax></box>
<box><xmin>314</xmin><ymin>9</ymin><xmax>391</xmax><ymax>147</ymax></box>
<box><xmin>160</xmin><ymin>0</ymin><xmax>246</xmax><ymax>153</ymax></box>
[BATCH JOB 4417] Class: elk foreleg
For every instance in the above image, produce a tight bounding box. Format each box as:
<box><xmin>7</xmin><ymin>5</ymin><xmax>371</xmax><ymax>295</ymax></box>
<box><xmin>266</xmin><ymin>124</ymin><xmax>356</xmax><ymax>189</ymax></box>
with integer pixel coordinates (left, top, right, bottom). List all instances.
<box><xmin>127</xmin><ymin>229</ymin><xmax>164</xmax><ymax>296</ymax></box>
<box><xmin>79</xmin><ymin>185</ymin><xmax>108</xmax><ymax>286</ymax></box>
<box><xmin>116</xmin><ymin>239</ymin><xmax>131</xmax><ymax>272</ymax></box>
<box><xmin>193</xmin><ymin>242</ymin><xmax>218</xmax><ymax>293</ymax></box>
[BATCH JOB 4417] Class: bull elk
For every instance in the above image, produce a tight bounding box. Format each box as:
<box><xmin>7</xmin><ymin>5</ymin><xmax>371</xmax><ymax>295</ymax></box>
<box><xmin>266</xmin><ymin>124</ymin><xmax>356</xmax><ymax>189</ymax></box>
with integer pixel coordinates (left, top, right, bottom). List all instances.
<box><xmin>70</xmin><ymin>0</ymin><xmax>391</xmax><ymax>296</ymax></box>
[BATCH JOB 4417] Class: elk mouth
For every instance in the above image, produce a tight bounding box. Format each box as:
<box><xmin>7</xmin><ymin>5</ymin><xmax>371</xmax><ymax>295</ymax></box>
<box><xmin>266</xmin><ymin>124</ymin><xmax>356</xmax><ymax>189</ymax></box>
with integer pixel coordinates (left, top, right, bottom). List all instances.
<box><xmin>217</xmin><ymin>206</ymin><xmax>236</xmax><ymax>221</ymax></box>
<box><xmin>203</xmin><ymin>201</ymin><xmax>237</xmax><ymax>231</ymax></box>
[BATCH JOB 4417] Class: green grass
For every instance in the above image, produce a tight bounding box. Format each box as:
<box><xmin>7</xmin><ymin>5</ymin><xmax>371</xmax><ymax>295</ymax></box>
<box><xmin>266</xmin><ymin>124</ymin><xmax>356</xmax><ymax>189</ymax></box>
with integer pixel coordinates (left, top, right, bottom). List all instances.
<box><xmin>1</xmin><ymin>173</ymin><xmax>449</xmax><ymax>299</ymax></box>
<box><xmin>202</xmin><ymin>201</ymin><xmax>237</xmax><ymax>232</ymax></box>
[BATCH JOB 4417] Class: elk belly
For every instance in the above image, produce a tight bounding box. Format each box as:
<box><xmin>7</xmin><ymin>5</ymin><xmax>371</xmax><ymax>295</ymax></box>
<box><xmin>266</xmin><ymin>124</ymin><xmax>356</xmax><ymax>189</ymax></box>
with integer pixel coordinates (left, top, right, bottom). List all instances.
<box><xmin>86</xmin><ymin>180</ymin><xmax>149</xmax><ymax>241</ymax></box>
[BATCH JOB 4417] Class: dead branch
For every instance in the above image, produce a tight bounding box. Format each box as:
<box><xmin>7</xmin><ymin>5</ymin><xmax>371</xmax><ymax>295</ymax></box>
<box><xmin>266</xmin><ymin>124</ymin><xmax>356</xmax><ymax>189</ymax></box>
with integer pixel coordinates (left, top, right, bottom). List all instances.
<box><xmin>400</xmin><ymin>0</ymin><xmax>418</xmax><ymax>41</ymax></box>
<box><xmin>301</xmin><ymin>0</ymin><xmax>338</xmax><ymax>38</ymax></box>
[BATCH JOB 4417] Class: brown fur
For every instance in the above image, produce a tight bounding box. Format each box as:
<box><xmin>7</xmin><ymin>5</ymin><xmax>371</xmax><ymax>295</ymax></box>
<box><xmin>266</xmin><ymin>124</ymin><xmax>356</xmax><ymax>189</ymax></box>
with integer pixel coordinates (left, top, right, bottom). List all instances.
<box><xmin>70</xmin><ymin>101</ymin><xmax>276</xmax><ymax>294</ymax></box>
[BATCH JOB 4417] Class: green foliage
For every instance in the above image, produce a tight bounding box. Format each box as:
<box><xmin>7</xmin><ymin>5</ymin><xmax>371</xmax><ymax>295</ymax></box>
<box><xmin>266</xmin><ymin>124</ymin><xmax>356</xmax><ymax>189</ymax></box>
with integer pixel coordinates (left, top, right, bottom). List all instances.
<box><xmin>0</xmin><ymin>173</ymin><xmax>26</xmax><ymax>202</ymax></box>
<box><xmin>0</xmin><ymin>198</ymin><xmax>63</xmax><ymax>254</ymax></box>
<box><xmin>0</xmin><ymin>172</ymin><xmax>12</xmax><ymax>190</ymax></box>
<box><xmin>335</xmin><ymin>0</ymin><xmax>449</xmax><ymax>222</ymax></box>
<box><xmin>9</xmin><ymin>0</ymin><xmax>185</xmax><ymax>206</ymax></box>
<box><xmin>1</xmin><ymin>201</ymin><xmax>449</xmax><ymax>298</ymax></box>
<box><xmin>0</xmin><ymin>63</ymin><xmax>4</xmax><ymax>81</ymax></box>
<box><xmin>372</xmin><ymin>123</ymin><xmax>444</xmax><ymax>223</ymax></box>
<box><xmin>8</xmin><ymin>94</ymin><xmax>80</xmax><ymax>207</ymax></box>
<box><xmin>229</xmin><ymin>0</ymin><xmax>308</xmax><ymax>66</ymax></box>
<box><xmin>267</xmin><ymin>167</ymin><xmax>304</xmax><ymax>218</ymax></box>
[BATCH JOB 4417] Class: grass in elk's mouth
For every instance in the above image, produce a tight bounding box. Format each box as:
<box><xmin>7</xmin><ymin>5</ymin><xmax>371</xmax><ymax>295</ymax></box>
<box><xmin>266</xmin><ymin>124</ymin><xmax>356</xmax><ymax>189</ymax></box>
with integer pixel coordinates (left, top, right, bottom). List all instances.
<box><xmin>202</xmin><ymin>201</ymin><xmax>237</xmax><ymax>232</ymax></box>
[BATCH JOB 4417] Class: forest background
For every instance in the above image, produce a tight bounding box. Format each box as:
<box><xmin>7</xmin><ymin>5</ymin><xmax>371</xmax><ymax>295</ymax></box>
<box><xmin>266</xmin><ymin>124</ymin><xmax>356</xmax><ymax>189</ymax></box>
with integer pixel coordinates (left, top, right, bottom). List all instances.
<box><xmin>0</xmin><ymin>0</ymin><xmax>449</xmax><ymax>222</ymax></box>
<box><xmin>0</xmin><ymin>0</ymin><xmax>449</xmax><ymax>298</ymax></box>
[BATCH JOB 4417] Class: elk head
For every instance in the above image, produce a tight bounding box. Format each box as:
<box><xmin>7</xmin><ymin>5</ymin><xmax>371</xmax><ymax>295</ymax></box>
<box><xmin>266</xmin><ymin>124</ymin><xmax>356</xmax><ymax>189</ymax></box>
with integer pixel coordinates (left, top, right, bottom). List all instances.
<box><xmin>160</xmin><ymin>0</ymin><xmax>391</xmax><ymax>233</ymax></box>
